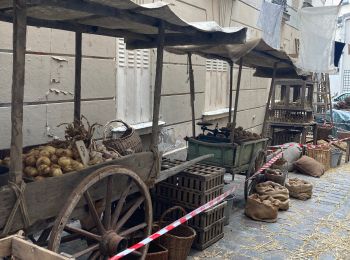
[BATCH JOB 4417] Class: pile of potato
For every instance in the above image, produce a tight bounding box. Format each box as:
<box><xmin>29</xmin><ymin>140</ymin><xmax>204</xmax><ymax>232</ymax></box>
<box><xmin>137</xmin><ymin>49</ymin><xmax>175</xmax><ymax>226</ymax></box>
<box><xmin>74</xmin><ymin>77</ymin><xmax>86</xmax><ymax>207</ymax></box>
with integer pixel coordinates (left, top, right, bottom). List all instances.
<box><xmin>22</xmin><ymin>145</ymin><xmax>85</xmax><ymax>181</ymax></box>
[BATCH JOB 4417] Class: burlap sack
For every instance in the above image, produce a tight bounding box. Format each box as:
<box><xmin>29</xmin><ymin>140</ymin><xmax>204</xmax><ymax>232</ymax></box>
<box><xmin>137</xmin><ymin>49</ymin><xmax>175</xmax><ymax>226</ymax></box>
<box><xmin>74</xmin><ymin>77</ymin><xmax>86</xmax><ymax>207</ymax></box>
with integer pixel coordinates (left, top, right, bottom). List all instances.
<box><xmin>245</xmin><ymin>194</ymin><xmax>279</xmax><ymax>222</ymax></box>
<box><xmin>265</xmin><ymin>168</ymin><xmax>286</xmax><ymax>186</ymax></box>
<box><xmin>294</xmin><ymin>156</ymin><xmax>325</xmax><ymax>177</ymax></box>
<box><xmin>285</xmin><ymin>178</ymin><xmax>313</xmax><ymax>200</ymax></box>
<box><xmin>255</xmin><ymin>181</ymin><xmax>290</xmax><ymax>210</ymax></box>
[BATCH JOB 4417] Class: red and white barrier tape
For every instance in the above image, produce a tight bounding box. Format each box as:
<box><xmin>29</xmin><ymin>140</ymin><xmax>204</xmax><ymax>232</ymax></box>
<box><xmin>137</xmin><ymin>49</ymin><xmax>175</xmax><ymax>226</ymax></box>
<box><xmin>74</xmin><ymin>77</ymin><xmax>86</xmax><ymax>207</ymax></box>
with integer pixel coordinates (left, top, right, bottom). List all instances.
<box><xmin>110</xmin><ymin>185</ymin><xmax>237</xmax><ymax>260</ymax></box>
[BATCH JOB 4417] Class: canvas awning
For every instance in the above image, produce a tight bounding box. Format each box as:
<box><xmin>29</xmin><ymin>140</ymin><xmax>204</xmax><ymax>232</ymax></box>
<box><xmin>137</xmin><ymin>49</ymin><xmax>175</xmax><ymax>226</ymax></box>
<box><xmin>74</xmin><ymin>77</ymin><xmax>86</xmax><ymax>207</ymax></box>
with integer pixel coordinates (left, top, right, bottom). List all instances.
<box><xmin>167</xmin><ymin>38</ymin><xmax>302</xmax><ymax>78</ymax></box>
<box><xmin>0</xmin><ymin>0</ymin><xmax>247</xmax><ymax>49</ymax></box>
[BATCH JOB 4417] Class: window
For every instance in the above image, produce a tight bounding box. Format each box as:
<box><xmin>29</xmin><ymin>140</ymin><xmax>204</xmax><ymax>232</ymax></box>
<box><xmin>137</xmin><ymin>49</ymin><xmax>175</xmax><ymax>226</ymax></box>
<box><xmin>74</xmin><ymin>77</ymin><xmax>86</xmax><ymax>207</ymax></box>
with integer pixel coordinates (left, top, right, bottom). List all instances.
<box><xmin>116</xmin><ymin>38</ymin><xmax>152</xmax><ymax>125</ymax></box>
<box><xmin>343</xmin><ymin>70</ymin><xmax>350</xmax><ymax>93</ymax></box>
<box><xmin>204</xmin><ymin>59</ymin><xmax>229</xmax><ymax>113</ymax></box>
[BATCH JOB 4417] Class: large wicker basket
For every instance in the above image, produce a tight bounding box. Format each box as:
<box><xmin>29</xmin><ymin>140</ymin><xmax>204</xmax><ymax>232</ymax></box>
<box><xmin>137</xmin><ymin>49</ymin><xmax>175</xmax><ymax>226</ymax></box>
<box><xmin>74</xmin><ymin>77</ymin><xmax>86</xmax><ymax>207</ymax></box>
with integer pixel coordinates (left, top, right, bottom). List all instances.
<box><xmin>155</xmin><ymin>206</ymin><xmax>196</xmax><ymax>260</ymax></box>
<box><xmin>103</xmin><ymin>120</ymin><xmax>143</xmax><ymax>155</ymax></box>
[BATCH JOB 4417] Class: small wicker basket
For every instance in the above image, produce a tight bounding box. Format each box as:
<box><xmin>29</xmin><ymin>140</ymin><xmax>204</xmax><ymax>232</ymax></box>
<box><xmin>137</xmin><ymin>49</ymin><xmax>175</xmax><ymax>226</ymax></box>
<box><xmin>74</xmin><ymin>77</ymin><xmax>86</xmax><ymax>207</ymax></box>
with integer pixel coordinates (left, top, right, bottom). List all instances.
<box><xmin>103</xmin><ymin>120</ymin><xmax>143</xmax><ymax>156</ymax></box>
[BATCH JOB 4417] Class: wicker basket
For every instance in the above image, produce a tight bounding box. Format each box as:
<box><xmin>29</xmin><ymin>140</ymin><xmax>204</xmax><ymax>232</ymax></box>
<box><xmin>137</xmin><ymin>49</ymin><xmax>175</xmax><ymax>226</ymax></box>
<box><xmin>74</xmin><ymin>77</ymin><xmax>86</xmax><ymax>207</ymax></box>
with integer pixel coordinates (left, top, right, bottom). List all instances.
<box><xmin>306</xmin><ymin>146</ymin><xmax>331</xmax><ymax>171</ymax></box>
<box><xmin>146</xmin><ymin>242</ymin><xmax>168</xmax><ymax>260</ymax></box>
<box><xmin>103</xmin><ymin>120</ymin><xmax>143</xmax><ymax>155</ymax></box>
<box><xmin>156</xmin><ymin>206</ymin><xmax>196</xmax><ymax>260</ymax></box>
<box><xmin>317</xmin><ymin>124</ymin><xmax>333</xmax><ymax>140</ymax></box>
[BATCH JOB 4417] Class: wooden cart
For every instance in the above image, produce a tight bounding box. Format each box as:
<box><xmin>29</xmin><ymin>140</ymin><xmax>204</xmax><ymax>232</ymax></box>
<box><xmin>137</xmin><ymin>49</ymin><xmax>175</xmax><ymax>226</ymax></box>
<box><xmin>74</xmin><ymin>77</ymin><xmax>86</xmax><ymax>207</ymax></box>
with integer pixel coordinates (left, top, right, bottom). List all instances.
<box><xmin>0</xmin><ymin>1</ymin><xmax>247</xmax><ymax>259</ymax></box>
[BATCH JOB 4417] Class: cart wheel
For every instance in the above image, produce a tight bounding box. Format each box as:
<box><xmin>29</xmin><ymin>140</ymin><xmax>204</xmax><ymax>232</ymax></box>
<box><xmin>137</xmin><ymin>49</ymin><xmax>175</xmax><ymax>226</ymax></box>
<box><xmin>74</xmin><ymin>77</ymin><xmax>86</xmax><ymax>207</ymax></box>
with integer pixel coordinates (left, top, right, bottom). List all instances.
<box><xmin>244</xmin><ymin>150</ymin><xmax>266</xmax><ymax>201</ymax></box>
<box><xmin>48</xmin><ymin>166</ymin><xmax>152</xmax><ymax>260</ymax></box>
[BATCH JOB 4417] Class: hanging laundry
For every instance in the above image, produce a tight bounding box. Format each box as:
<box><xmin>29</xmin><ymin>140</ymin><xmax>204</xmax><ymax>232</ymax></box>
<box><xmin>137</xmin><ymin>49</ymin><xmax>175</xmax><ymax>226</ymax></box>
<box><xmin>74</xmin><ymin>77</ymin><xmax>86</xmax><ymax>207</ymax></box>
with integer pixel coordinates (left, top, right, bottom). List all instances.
<box><xmin>257</xmin><ymin>1</ymin><xmax>284</xmax><ymax>49</ymax></box>
<box><xmin>296</xmin><ymin>6</ymin><xmax>340</xmax><ymax>74</ymax></box>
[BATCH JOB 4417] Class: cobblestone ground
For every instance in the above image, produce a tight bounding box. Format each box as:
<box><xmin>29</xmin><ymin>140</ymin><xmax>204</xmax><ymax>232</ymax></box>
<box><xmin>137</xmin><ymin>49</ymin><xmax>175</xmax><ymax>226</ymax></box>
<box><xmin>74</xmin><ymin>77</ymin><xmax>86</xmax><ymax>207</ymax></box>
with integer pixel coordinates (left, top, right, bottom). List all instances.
<box><xmin>189</xmin><ymin>164</ymin><xmax>350</xmax><ymax>260</ymax></box>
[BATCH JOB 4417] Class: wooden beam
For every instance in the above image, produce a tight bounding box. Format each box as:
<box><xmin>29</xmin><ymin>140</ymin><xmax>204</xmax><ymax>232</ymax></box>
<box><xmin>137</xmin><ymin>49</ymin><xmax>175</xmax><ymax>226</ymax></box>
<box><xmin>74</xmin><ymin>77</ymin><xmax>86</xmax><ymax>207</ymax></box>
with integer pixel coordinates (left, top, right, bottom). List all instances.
<box><xmin>262</xmin><ymin>62</ymin><xmax>277</xmax><ymax>137</ymax></box>
<box><xmin>0</xmin><ymin>12</ymin><xmax>150</xmax><ymax>41</ymax></box>
<box><xmin>228</xmin><ymin>61</ymin><xmax>234</xmax><ymax>124</ymax></box>
<box><xmin>127</xmin><ymin>30</ymin><xmax>246</xmax><ymax>49</ymax></box>
<box><xmin>9</xmin><ymin>0</ymin><xmax>27</xmax><ymax>184</ymax></box>
<box><xmin>231</xmin><ymin>58</ymin><xmax>243</xmax><ymax>142</ymax></box>
<box><xmin>188</xmin><ymin>53</ymin><xmax>196</xmax><ymax>137</ymax></box>
<box><xmin>150</xmin><ymin>22</ymin><xmax>165</xmax><ymax>152</ymax></box>
<box><xmin>74</xmin><ymin>32</ymin><xmax>82</xmax><ymax>123</ymax></box>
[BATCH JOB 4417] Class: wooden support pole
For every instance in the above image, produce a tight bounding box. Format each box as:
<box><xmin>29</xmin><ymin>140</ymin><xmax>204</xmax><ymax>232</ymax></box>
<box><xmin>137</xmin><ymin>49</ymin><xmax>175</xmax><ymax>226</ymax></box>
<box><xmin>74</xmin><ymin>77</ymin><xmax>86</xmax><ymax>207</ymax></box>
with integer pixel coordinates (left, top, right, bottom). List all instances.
<box><xmin>9</xmin><ymin>0</ymin><xmax>27</xmax><ymax>184</ymax></box>
<box><xmin>228</xmin><ymin>61</ymin><xmax>234</xmax><ymax>124</ymax></box>
<box><xmin>74</xmin><ymin>32</ymin><xmax>82</xmax><ymax>123</ymax></box>
<box><xmin>188</xmin><ymin>53</ymin><xmax>196</xmax><ymax>137</ymax></box>
<box><xmin>150</xmin><ymin>22</ymin><xmax>165</xmax><ymax>151</ymax></box>
<box><xmin>230</xmin><ymin>58</ymin><xmax>243</xmax><ymax>142</ymax></box>
<box><xmin>262</xmin><ymin>62</ymin><xmax>277</xmax><ymax>137</ymax></box>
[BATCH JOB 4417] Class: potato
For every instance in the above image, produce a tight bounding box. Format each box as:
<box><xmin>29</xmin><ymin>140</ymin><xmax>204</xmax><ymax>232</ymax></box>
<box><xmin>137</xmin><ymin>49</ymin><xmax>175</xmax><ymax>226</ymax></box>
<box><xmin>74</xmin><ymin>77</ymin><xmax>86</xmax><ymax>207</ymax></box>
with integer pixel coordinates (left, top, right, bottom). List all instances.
<box><xmin>71</xmin><ymin>160</ymin><xmax>85</xmax><ymax>171</ymax></box>
<box><xmin>51</xmin><ymin>164</ymin><xmax>61</xmax><ymax>169</ymax></box>
<box><xmin>36</xmin><ymin>156</ymin><xmax>51</xmax><ymax>168</ymax></box>
<box><xmin>25</xmin><ymin>155</ymin><xmax>37</xmax><ymax>167</ymax></box>
<box><xmin>62</xmin><ymin>165</ymin><xmax>74</xmax><ymax>173</ymax></box>
<box><xmin>37</xmin><ymin>164</ymin><xmax>51</xmax><ymax>175</ymax></box>
<box><xmin>50</xmin><ymin>167</ymin><xmax>63</xmax><ymax>177</ymax></box>
<box><xmin>56</xmin><ymin>148</ymin><xmax>73</xmax><ymax>158</ymax></box>
<box><xmin>58</xmin><ymin>157</ymin><xmax>71</xmax><ymax>168</ymax></box>
<box><xmin>34</xmin><ymin>176</ymin><xmax>45</xmax><ymax>181</ymax></box>
<box><xmin>24</xmin><ymin>166</ymin><xmax>39</xmax><ymax>177</ymax></box>
<box><xmin>43</xmin><ymin>146</ymin><xmax>56</xmax><ymax>155</ymax></box>
<box><xmin>39</xmin><ymin>149</ymin><xmax>51</xmax><ymax>158</ymax></box>
<box><xmin>51</xmin><ymin>154</ymin><xmax>59</xmax><ymax>164</ymax></box>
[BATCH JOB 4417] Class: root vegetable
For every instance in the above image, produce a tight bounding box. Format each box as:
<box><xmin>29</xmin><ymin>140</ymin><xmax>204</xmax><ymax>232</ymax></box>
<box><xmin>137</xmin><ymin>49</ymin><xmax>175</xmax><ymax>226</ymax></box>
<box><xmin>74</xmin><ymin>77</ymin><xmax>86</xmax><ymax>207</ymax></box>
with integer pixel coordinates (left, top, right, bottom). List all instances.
<box><xmin>35</xmin><ymin>176</ymin><xmax>45</xmax><ymax>181</ymax></box>
<box><xmin>24</xmin><ymin>166</ymin><xmax>38</xmax><ymax>177</ymax></box>
<box><xmin>58</xmin><ymin>157</ymin><xmax>71</xmax><ymax>168</ymax></box>
<box><xmin>56</xmin><ymin>149</ymin><xmax>73</xmax><ymax>158</ymax></box>
<box><xmin>62</xmin><ymin>165</ymin><xmax>74</xmax><ymax>173</ymax></box>
<box><xmin>36</xmin><ymin>156</ymin><xmax>51</xmax><ymax>167</ymax></box>
<box><xmin>39</xmin><ymin>149</ymin><xmax>51</xmax><ymax>158</ymax></box>
<box><xmin>25</xmin><ymin>155</ymin><xmax>37</xmax><ymax>167</ymax></box>
<box><xmin>71</xmin><ymin>160</ymin><xmax>84</xmax><ymax>171</ymax></box>
<box><xmin>50</xmin><ymin>167</ymin><xmax>63</xmax><ymax>177</ymax></box>
<box><xmin>43</xmin><ymin>145</ymin><xmax>56</xmax><ymax>155</ymax></box>
<box><xmin>37</xmin><ymin>164</ymin><xmax>51</xmax><ymax>175</ymax></box>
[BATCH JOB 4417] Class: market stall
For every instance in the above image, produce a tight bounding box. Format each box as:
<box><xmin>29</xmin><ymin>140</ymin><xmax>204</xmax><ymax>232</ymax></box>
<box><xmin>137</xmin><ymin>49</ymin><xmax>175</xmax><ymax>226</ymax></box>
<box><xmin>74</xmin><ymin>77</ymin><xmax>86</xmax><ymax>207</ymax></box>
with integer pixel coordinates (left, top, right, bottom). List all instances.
<box><xmin>0</xmin><ymin>0</ymin><xmax>247</xmax><ymax>259</ymax></box>
<box><xmin>167</xmin><ymin>38</ymin><xmax>302</xmax><ymax>199</ymax></box>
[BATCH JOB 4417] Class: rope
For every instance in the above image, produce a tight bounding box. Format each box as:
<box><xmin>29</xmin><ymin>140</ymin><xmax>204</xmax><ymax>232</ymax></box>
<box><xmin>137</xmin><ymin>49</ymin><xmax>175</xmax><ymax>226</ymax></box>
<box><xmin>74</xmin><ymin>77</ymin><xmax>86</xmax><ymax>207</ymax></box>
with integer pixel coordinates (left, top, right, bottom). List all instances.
<box><xmin>1</xmin><ymin>181</ymin><xmax>31</xmax><ymax>236</ymax></box>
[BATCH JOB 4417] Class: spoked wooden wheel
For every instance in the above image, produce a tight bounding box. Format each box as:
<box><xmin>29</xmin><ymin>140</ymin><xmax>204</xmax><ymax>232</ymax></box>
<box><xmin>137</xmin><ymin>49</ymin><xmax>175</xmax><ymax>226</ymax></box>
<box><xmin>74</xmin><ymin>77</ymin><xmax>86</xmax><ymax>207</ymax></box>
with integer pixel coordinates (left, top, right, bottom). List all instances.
<box><xmin>244</xmin><ymin>150</ymin><xmax>266</xmax><ymax>201</ymax></box>
<box><xmin>48</xmin><ymin>166</ymin><xmax>152</xmax><ymax>260</ymax></box>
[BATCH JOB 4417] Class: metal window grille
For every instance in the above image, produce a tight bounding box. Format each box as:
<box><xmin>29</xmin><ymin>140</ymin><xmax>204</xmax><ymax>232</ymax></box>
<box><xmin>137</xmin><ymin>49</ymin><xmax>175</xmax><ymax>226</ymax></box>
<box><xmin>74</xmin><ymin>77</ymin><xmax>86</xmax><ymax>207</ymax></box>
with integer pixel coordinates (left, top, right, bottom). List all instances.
<box><xmin>343</xmin><ymin>70</ymin><xmax>350</xmax><ymax>92</ymax></box>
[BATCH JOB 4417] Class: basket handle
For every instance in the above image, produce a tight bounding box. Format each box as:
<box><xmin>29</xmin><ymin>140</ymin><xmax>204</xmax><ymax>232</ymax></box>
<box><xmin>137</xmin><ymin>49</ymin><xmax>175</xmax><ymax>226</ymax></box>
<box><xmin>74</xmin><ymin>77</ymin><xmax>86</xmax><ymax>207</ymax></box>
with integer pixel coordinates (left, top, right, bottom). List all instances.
<box><xmin>103</xmin><ymin>120</ymin><xmax>131</xmax><ymax>141</ymax></box>
<box><xmin>159</xmin><ymin>206</ymin><xmax>187</xmax><ymax>227</ymax></box>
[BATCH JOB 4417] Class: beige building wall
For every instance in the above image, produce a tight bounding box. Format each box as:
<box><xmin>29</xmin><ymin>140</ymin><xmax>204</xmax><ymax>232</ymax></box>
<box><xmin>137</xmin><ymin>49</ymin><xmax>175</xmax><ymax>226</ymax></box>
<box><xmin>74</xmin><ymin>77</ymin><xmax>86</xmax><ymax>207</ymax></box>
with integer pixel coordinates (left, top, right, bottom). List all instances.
<box><xmin>0</xmin><ymin>0</ymin><xmax>301</xmax><ymax>152</ymax></box>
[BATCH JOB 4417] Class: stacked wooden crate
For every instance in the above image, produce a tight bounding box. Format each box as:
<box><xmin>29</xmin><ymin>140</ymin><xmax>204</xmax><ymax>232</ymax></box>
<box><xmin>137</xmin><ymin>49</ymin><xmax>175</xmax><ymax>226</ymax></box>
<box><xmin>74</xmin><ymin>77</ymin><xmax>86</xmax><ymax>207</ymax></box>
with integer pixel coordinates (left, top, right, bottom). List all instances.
<box><xmin>153</xmin><ymin>159</ymin><xmax>226</xmax><ymax>250</ymax></box>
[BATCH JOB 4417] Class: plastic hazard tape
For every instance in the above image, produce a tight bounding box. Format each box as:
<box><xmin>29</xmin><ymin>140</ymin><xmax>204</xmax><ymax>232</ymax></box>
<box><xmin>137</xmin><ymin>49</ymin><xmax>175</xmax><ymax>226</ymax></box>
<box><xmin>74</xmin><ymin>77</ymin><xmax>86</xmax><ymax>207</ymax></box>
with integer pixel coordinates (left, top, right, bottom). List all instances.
<box><xmin>109</xmin><ymin>185</ymin><xmax>236</xmax><ymax>260</ymax></box>
<box><xmin>110</xmin><ymin>152</ymin><xmax>284</xmax><ymax>260</ymax></box>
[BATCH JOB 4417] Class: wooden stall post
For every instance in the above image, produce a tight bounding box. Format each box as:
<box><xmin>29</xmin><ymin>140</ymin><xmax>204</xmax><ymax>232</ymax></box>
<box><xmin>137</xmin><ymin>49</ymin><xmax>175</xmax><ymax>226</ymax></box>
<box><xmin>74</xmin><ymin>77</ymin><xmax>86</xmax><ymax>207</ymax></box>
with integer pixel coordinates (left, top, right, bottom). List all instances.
<box><xmin>228</xmin><ymin>61</ymin><xmax>234</xmax><ymax>124</ymax></box>
<box><xmin>262</xmin><ymin>62</ymin><xmax>277</xmax><ymax>137</ymax></box>
<box><xmin>230</xmin><ymin>58</ymin><xmax>243</xmax><ymax>142</ymax></box>
<box><xmin>150</xmin><ymin>22</ymin><xmax>165</xmax><ymax>151</ymax></box>
<box><xmin>188</xmin><ymin>53</ymin><xmax>196</xmax><ymax>137</ymax></box>
<box><xmin>74</xmin><ymin>32</ymin><xmax>82</xmax><ymax>123</ymax></box>
<box><xmin>9</xmin><ymin>0</ymin><xmax>27</xmax><ymax>184</ymax></box>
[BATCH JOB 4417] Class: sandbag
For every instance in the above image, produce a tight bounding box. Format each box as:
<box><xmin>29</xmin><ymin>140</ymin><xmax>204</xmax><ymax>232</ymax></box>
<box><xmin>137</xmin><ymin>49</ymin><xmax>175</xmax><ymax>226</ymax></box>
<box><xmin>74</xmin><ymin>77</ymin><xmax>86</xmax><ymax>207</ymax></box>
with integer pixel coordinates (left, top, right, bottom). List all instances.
<box><xmin>294</xmin><ymin>156</ymin><xmax>325</xmax><ymax>177</ymax></box>
<box><xmin>286</xmin><ymin>178</ymin><xmax>313</xmax><ymax>200</ymax></box>
<box><xmin>245</xmin><ymin>194</ymin><xmax>279</xmax><ymax>222</ymax></box>
<box><xmin>255</xmin><ymin>181</ymin><xmax>290</xmax><ymax>210</ymax></box>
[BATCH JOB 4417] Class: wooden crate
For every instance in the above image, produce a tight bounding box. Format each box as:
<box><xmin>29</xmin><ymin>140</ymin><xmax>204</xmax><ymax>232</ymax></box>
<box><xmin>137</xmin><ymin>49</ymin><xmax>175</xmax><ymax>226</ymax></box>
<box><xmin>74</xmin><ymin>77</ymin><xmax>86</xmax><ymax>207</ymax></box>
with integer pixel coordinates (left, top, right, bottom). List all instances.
<box><xmin>306</xmin><ymin>146</ymin><xmax>331</xmax><ymax>170</ymax></box>
<box><xmin>0</xmin><ymin>235</ymin><xmax>73</xmax><ymax>260</ymax></box>
<box><xmin>192</xmin><ymin>218</ymin><xmax>225</xmax><ymax>250</ymax></box>
<box><xmin>153</xmin><ymin>200</ymin><xmax>227</xmax><ymax>230</ymax></box>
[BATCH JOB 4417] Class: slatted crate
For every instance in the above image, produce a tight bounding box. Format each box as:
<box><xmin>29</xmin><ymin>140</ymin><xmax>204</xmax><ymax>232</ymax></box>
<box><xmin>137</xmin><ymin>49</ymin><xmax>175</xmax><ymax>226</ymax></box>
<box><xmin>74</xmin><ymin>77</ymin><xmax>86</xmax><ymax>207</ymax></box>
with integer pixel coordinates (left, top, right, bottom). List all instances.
<box><xmin>161</xmin><ymin>159</ymin><xmax>225</xmax><ymax>193</ymax></box>
<box><xmin>192</xmin><ymin>218</ymin><xmax>225</xmax><ymax>250</ymax></box>
<box><xmin>153</xmin><ymin>199</ymin><xmax>227</xmax><ymax>230</ymax></box>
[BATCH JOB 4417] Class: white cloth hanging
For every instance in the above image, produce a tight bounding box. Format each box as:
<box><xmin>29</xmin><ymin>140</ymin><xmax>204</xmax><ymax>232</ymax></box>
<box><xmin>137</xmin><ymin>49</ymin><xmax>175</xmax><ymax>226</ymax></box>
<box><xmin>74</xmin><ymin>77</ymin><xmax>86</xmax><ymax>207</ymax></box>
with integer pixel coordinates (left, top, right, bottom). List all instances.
<box><xmin>257</xmin><ymin>1</ymin><xmax>284</xmax><ymax>49</ymax></box>
<box><xmin>296</xmin><ymin>6</ymin><xmax>340</xmax><ymax>74</ymax></box>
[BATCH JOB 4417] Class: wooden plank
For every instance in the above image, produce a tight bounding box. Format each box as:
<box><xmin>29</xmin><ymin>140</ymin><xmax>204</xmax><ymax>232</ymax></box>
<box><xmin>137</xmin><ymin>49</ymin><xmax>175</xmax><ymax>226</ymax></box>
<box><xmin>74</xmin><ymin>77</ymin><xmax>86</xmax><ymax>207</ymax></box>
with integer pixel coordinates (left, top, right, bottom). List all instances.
<box><xmin>0</xmin><ymin>152</ymin><xmax>155</xmax><ymax>234</ymax></box>
<box><xmin>74</xmin><ymin>32</ymin><xmax>82</xmax><ymax>123</ymax></box>
<box><xmin>9</xmin><ymin>0</ymin><xmax>27</xmax><ymax>184</ymax></box>
<box><xmin>231</xmin><ymin>58</ymin><xmax>243</xmax><ymax>142</ymax></box>
<box><xmin>228</xmin><ymin>61</ymin><xmax>233</xmax><ymax>124</ymax></box>
<box><xmin>188</xmin><ymin>53</ymin><xmax>196</xmax><ymax>137</ymax></box>
<box><xmin>12</xmin><ymin>236</ymin><xmax>72</xmax><ymax>260</ymax></box>
<box><xmin>0</xmin><ymin>235</ymin><xmax>13</xmax><ymax>257</ymax></box>
<box><xmin>262</xmin><ymin>62</ymin><xmax>277</xmax><ymax>137</ymax></box>
<box><xmin>150</xmin><ymin>22</ymin><xmax>165</xmax><ymax>151</ymax></box>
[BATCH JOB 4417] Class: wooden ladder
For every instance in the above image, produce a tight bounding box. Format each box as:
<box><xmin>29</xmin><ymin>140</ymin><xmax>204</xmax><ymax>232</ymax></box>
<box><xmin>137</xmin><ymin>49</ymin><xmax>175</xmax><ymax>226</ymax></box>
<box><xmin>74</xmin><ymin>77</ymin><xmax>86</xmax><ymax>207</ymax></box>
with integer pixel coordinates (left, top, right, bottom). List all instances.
<box><xmin>313</xmin><ymin>73</ymin><xmax>333</xmax><ymax>124</ymax></box>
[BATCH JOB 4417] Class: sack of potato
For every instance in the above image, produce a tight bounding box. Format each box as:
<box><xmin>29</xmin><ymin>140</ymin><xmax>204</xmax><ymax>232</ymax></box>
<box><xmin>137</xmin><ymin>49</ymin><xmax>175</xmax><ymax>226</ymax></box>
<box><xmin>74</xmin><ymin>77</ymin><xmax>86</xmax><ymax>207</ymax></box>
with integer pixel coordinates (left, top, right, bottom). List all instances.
<box><xmin>285</xmin><ymin>178</ymin><xmax>313</xmax><ymax>200</ymax></box>
<box><xmin>245</xmin><ymin>194</ymin><xmax>279</xmax><ymax>222</ymax></box>
<box><xmin>265</xmin><ymin>168</ymin><xmax>286</xmax><ymax>186</ymax></box>
<box><xmin>255</xmin><ymin>181</ymin><xmax>290</xmax><ymax>211</ymax></box>
<box><xmin>22</xmin><ymin>145</ymin><xmax>85</xmax><ymax>181</ymax></box>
